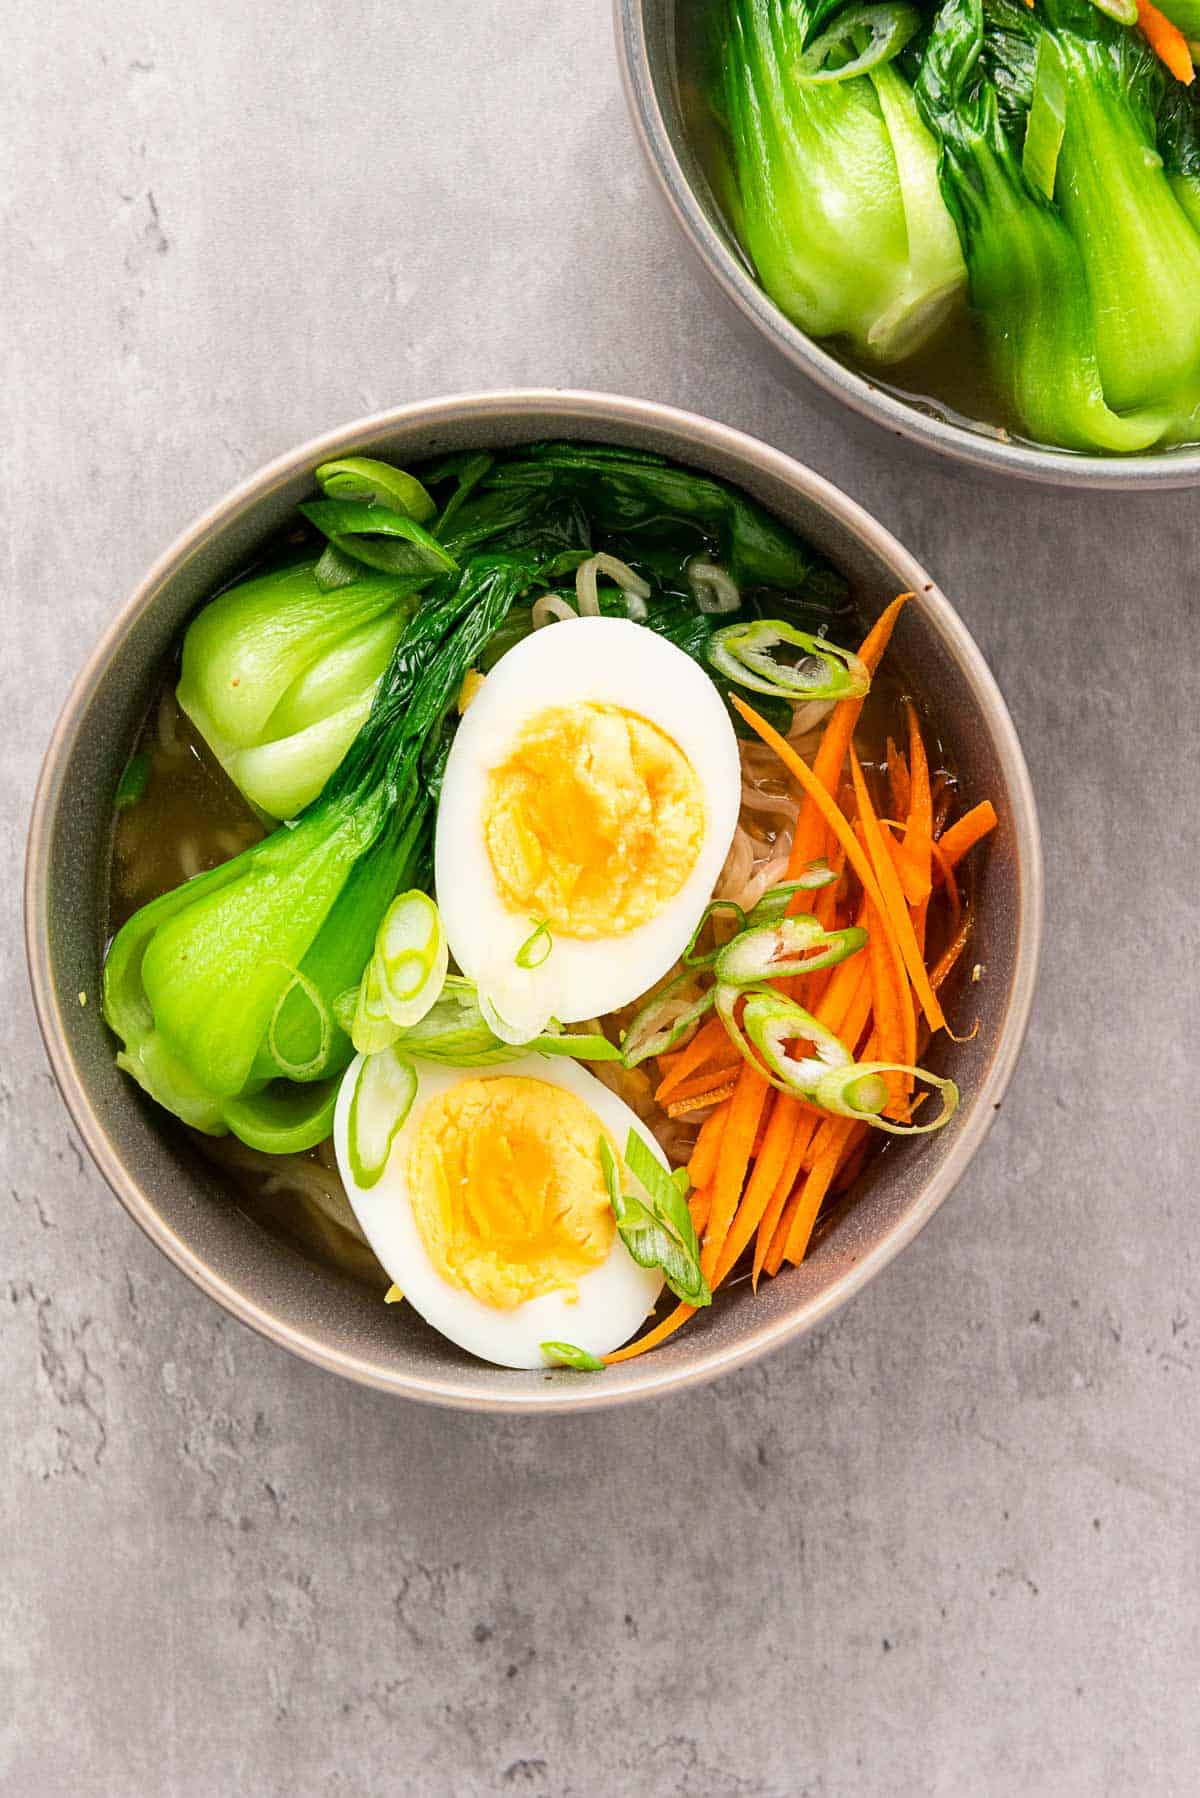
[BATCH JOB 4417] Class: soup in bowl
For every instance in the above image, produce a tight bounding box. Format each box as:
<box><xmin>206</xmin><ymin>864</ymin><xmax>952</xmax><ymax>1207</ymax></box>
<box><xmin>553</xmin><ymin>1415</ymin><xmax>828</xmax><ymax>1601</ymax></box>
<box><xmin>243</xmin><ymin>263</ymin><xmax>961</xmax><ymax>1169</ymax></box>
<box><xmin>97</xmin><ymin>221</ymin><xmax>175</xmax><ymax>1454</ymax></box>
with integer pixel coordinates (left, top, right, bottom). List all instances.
<box><xmin>26</xmin><ymin>391</ymin><xmax>1041</xmax><ymax>1408</ymax></box>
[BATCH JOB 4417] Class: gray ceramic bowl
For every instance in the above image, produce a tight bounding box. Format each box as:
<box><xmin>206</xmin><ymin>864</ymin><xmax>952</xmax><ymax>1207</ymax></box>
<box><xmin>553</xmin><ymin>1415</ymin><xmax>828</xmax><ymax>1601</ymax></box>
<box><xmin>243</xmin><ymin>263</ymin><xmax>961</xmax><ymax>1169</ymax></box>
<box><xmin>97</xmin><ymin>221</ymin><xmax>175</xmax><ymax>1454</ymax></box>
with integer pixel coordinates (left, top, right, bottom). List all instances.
<box><xmin>615</xmin><ymin>0</ymin><xmax>1200</xmax><ymax>490</ymax></box>
<box><xmin>26</xmin><ymin>390</ymin><xmax>1041</xmax><ymax>1410</ymax></box>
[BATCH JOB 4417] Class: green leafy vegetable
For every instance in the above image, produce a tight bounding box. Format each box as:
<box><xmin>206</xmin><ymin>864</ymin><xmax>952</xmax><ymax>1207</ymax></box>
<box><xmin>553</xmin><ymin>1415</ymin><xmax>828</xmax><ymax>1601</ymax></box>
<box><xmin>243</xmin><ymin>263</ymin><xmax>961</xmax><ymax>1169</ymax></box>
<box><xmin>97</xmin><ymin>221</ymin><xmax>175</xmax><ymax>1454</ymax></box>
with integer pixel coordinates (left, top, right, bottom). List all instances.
<box><xmin>540</xmin><ymin>1341</ymin><xmax>606</xmax><ymax>1371</ymax></box>
<box><xmin>914</xmin><ymin>0</ymin><xmax>1167</xmax><ymax>451</ymax></box>
<box><xmin>721</xmin><ymin>0</ymin><xmax>966</xmax><ymax>362</ymax></box>
<box><xmin>177</xmin><ymin>562</ymin><xmax>423</xmax><ymax>819</ymax></box>
<box><xmin>299</xmin><ymin>500</ymin><xmax>458</xmax><ymax>579</ymax></box>
<box><xmin>314</xmin><ymin>456</ymin><xmax>436</xmax><ymax>521</ymax></box>
<box><xmin>1021</xmin><ymin>33</ymin><xmax>1069</xmax><ymax>200</ymax></box>
<box><xmin>601</xmin><ymin>1134</ymin><xmax>711</xmax><ymax>1308</ymax></box>
<box><xmin>1036</xmin><ymin>0</ymin><xmax>1200</xmax><ymax>416</ymax></box>
<box><xmin>106</xmin><ymin>551</ymin><xmax>539</xmax><ymax>1148</ymax></box>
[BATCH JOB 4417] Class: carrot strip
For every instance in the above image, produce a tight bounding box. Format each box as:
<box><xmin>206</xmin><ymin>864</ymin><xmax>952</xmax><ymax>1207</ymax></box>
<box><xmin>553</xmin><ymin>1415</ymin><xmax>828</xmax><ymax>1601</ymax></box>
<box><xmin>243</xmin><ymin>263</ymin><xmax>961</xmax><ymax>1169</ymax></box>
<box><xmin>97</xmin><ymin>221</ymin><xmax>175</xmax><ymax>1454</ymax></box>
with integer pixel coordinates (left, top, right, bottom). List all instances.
<box><xmin>881</xmin><ymin>822</ymin><xmax>930</xmax><ymax>909</ymax></box>
<box><xmin>849</xmin><ymin>746</ymin><xmax>946</xmax><ymax>1036</ymax></box>
<box><xmin>929</xmin><ymin>906</ymin><xmax>975</xmax><ymax>995</ymax></box>
<box><xmin>703</xmin><ymin>1063</ymin><xmax>770</xmax><ymax>1279</ymax></box>
<box><xmin>604</xmin><ymin>1302</ymin><xmax>693</xmax><ymax>1363</ymax></box>
<box><xmin>1137</xmin><ymin>0</ymin><xmax>1194</xmax><ymax>81</ymax></box>
<box><xmin>887</xmin><ymin>739</ymin><xmax>911</xmax><ymax>820</ymax></box>
<box><xmin>938</xmin><ymin>800</ymin><xmax>998</xmax><ymax>868</ymax></box>
<box><xmin>667</xmin><ymin>1081</ymin><xmax>738</xmax><ymax>1118</ymax></box>
<box><xmin>659</xmin><ymin>1064</ymin><xmax>742</xmax><ymax>1107</ymax></box>
<box><xmin>866</xmin><ymin>896</ymin><xmax>911</xmax><ymax>1111</ymax></box>
<box><xmin>712</xmin><ymin>1092</ymin><xmax>799</xmax><ymax>1288</ymax></box>
<box><xmin>905</xmin><ymin>703</ymin><xmax>933</xmax><ymax>889</ymax></box>
<box><xmin>689</xmin><ymin>1185</ymin><xmax>712</xmax><ymax>1237</ymax></box>
<box><xmin>928</xmin><ymin>836</ymin><xmax>962</xmax><ymax>931</ymax></box>
<box><xmin>752</xmin><ymin>1113</ymin><xmax>819</xmax><ymax>1285</ymax></box>
<box><xmin>733</xmin><ymin>697</ymin><xmax>920</xmax><ymax>1043</ymax></box>
<box><xmin>686</xmin><ymin>1106</ymin><xmax>728</xmax><ymax>1188</ymax></box>
<box><xmin>782</xmin><ymin>1119</ymin><xmax>859</xmax><ymax>1265</ymax></box>
<box><xmin>786</xmin><ymin>594</ymin><xmax>910</xmax><ymax>876</ymax></box>
<box><xmin>654</xmin><ymin>1015</ymin><xmax>729</xmax><ymax>1101</ymax></box>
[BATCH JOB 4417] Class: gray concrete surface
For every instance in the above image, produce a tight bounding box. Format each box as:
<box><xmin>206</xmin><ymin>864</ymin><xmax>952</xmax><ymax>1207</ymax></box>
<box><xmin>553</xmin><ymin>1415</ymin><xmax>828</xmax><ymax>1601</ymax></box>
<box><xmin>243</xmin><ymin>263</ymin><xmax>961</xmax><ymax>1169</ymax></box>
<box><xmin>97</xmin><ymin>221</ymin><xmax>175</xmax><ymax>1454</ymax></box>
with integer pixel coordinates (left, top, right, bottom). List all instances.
<box><xmin>3</xmin><ymin>4</ymin><xmax>1198</xmax><ymax>1794</ymax></box>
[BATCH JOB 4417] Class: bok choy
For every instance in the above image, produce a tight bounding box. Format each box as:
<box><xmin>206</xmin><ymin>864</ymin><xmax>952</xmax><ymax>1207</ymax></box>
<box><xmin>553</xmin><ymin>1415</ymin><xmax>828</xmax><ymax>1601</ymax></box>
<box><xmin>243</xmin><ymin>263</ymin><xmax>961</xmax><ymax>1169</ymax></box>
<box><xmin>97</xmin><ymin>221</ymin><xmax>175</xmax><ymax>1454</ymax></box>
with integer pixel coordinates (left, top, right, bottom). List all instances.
<box><xmin>720</xmin><ymin>0</ymin><xmax>967</xmax><ymax>362</ymax></box>
<box><xmin>106</xmin><ymin>552</ymin><xmax>542</xmax><ymax>1151</ymax></box>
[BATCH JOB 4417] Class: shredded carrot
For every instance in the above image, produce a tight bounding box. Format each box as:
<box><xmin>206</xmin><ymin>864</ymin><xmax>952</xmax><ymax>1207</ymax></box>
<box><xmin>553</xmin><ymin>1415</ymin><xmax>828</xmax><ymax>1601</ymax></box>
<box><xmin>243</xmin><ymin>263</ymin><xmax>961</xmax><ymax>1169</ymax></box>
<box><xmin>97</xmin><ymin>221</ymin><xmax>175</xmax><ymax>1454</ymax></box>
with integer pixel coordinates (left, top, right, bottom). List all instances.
<box><xmin>660</xmin><ymin>1064</ymin><xmax>743</xmax><ymax>1107</ymax></box>
<box><xmin>686</xmin><ymin>1106</ymin><xmax>728</xmax><ymax>1188</ymax></box>
<box><xmin>733</xmin><ymin>698</ymin><xmax>921</xmax><ymax>1041</ymax></box>
<box><xmin>667</xmin><ymin>1080</ymin><xmax>738</xmax><ymax>1118</ymax></box>
<box><xmin>929</xmin><ymin>906</ymin><xmax>975</xmax><ymax>995</ymax></box>
<box><xmin>713</xmin><ymin>1092</ymin><xmax>799</xmax><ymax>1288</ymax></box>
<box><xmin>689</xmin><ymin>1185</ymin><xmax>712</xmax><ymax>1237</ymax></box>
<box><xmin>887</xmin><ymin>738</ymin><xmax>911</xmax><ymax>820</ymax></box>
<box><xmin>905</xmin><ymin>703</ymin><xmax>933</xmax><ymax>890</ymax></box>
<box><xmin>938</xmin><ymin>800</ymin><xmax>998</xmax><ymax>868</ymax></box>
<box><xmin>703</xmin><ymin>1063</ymin><xmax>770</xmax><ymax>1280</ymax></box>
<box><xmin>654</xmin><ymin>1015</ymin><xmax>729</xmax><ymax>1101</ymax></box>
<box><xmin>1137</xmin><ymin>0</ymin><xmax>1194</xmax><ymax>82</ymax></box>
<box><xmin>865</xmin><ymin>894</ymin><xmax>912</xmax><ymax>1111</ymax></box>
<box><xmin>880</xmin><ymin>820</ymin><xmax>931</xmax><ymax>909</ymax></box>
<box><xmin>786</xmin><ymin>594</ymin><xmax>910</xmax><ymax>877</ymax></box>
<box><xmin>928</xmin><ymin>835</ymin><xmax>963</xmax><ymax>932</ymax></box>
<box><xmin>604</xmin><ymin>1302</ymin><xmax>693</xmax><ymax>1363</ymax></box>
<box><xmin>752</xmin><ymin>1112</ymin><xmax>819</xmax><ymax>1285</ymax></box>
<box><xmin>849</xmin><ymin>746</ymin><xmax>946</xmax><ymax>1036</ymax></box>
<box><xmin>782</xmin><ymin>1118</ymin><xmax>860</xmax><ymax>1265</ymax></box>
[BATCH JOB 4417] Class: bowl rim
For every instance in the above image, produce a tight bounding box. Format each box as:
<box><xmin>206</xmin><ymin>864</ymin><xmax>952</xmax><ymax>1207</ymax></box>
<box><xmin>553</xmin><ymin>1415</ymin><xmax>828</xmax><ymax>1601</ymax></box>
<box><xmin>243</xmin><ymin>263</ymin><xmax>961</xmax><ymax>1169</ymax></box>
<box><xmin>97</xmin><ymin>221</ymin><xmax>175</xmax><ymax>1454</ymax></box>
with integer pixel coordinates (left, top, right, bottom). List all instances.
<box><xmin>25</xmin><ymin>387</ymin><xmax>1043</xmax><ymax>1411</ymax></box>
<box><xmin>614</xmin><ymin>0</ymin><xmax>1200</xmax><ymax>492</ymax></box>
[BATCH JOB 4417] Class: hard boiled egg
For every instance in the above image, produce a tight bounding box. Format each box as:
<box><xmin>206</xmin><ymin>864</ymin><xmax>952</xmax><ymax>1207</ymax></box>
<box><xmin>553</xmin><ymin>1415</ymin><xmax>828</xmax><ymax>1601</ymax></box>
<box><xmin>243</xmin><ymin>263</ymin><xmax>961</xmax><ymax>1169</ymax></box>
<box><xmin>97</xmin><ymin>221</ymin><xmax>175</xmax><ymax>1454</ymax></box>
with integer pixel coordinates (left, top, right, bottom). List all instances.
<box><xmin>334</xmin><ymin>1051</ymin><xmax>665</xmax><ymax>1369</ymax></box>
<box><xmin>434</xmin><ymin>615</ymin><xmax>740</xmax><ymax>1034</ymax></box>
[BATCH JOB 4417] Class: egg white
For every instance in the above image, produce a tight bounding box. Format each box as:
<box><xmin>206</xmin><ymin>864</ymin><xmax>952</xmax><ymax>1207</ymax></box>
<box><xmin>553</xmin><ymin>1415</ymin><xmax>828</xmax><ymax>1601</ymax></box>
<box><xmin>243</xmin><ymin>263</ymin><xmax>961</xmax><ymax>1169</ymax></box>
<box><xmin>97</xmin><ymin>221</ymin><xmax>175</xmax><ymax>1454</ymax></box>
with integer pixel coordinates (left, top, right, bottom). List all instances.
<box><xmin>434</xmin><ymin>615</ymin><xmax>741</xmax><ymax>1027</ymax></box>
<box><xmin>334</xmin><ymin>1052</ymin><xmax>666</xmax><ymax>1370</ymax></box>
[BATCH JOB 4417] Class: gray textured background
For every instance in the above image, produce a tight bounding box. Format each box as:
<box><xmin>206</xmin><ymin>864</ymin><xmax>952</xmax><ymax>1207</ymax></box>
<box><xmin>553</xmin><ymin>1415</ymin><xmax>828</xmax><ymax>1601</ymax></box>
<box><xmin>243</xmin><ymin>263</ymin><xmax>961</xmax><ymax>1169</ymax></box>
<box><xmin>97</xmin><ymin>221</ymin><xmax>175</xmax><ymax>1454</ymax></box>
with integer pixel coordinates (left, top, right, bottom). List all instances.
<box><xmin>4</xmin><ymin>4</ymin><xmax>1198</xmax><ymax>1795</ymax></box>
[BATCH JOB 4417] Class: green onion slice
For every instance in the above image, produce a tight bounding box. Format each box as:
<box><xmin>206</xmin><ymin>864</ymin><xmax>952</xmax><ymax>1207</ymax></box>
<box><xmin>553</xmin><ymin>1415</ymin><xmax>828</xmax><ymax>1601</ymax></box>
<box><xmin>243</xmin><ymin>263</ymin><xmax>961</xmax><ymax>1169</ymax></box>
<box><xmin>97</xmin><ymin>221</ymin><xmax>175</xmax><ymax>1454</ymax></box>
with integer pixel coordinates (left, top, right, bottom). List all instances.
<box><xmin>811</xmin><ymin>1061</ymin><xmax>960</xmax><ymax>1135</ymax></box>
<box><xmin>714</xmin><ymin>917</ymin><xmax>868</xmax><ymax>987</ymax></box>
<box><xmin>540</xmin><ymin>1340</ymin><xmax>605</xmax><ymax>1372</ymax></box>
<box><xmin>707</xmin><ymin>620</ymin><xmax>870</xmax><ymax>703</ymax></box>
<box><xmin>267</xmin><ymin>963</ymin><xmax>334</xmax><ymax>1081</ymax></box>
<box><xmin>620</xmin><ymin>968</ymin><xmax>717</xmax><ymax>1068</ymax></box>
<box><xmin>601</xmin><ymin>1133</ymin><xmax>711</xmax><ymax>1308</ymax></box>
<box><xmin>1022</xmin><ymin>34</ymin><xmax>1069</xmax><ymax>202</ymax></box>
<box><xmin>744</xmin><ymin>866</ymin><xmax>837</xmax><ymax>926</ymax></box>
<box><xmin>686</xmin><ymin>554</ymin><xmax>741</xmax><ymax>616</ymax></box>
<box><xmin>683</xmin><ymin>898</ymin><xmax>747</xmax><ymax>967</ymax></box>
<box><xmin>347</xmin><ymin>1046</ymin><xmax>419</xmax><ymax>1188</ymax></box>
<box><xmin>515</xmin><ymin>920</ymin><xmax>553</xmax><ymax>969</ymax></box>
<box><xmin>314</xmin><ymin>456</ymin><xmax>436</xmax><ymax>523</ymax></box>
<box><xmin>796</xmin><ymin>2</ymin><xmax>921</xmax><ymax>84</ymax></box>
<box><xmin>352</xmin><ymin>891</ymin><xmax>448</xmax><ymax>1054</ymax></box>
<box><xmin>299</xmin><ymin>500</ymin><xmax>458</xmax><ymax>579</ymax></box>
<box><xmin>715</xmin><ymin>985</ymin><xmax>854</xmax><ymax>1096</ymax></box>
<box><xmin>114</xmin><ymin>752</ymin><xmax>150</xmax><ymax>811</ymax></box>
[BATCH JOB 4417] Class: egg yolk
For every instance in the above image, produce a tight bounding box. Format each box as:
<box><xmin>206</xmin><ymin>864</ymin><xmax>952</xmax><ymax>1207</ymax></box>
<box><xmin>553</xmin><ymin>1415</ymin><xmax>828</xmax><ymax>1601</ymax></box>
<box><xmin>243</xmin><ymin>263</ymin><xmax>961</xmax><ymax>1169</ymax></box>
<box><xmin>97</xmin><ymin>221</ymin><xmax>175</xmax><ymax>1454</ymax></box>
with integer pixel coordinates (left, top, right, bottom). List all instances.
<box><xmin>483</xmin><ymin>703</ymin><xmax>705</xmax><ymax>938</ymax></box>
<box><xmin>407</xmin><ymin>1075</ymin><xmax>616</xmax><ymax>1309</ymax></box>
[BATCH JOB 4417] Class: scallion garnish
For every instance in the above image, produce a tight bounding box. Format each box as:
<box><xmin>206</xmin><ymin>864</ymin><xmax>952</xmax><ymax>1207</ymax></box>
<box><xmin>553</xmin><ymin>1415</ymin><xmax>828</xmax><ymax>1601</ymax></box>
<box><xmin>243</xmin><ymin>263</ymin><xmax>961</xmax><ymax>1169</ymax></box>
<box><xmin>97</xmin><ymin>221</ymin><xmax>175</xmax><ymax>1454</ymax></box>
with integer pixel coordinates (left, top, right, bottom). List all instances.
<box><xmin>346</xmin><ymin>1045</ymin><xmax>418</xmax><ymax>1188</ymax></box>
<box><xmin>714</xmin><ymin>916</ymin><xmax>868</xmax><ymax>986</ymax></box>
<box><xmin>620</xmin><ymin>967</ymin><xmax>716</xmax><ymax>1069</ymax></box>
<box><xmin>743</xmin><ymin>866</ymin><xmax>837</xmax><ymax>925</ymax></box>
<box><xmin>795</xmin><ymin>2</ymin><xmax>921</xmax><ymax>85</ymax></box>
<box><xmin>515</xmin><ymin>920</ymin><xmax>553</xmax><ymax>970</ymax></box>
<box><xmin>352</xmin><ymin>890</ymin><xmax>448</xmax><ymax>1055</ymax></box>
<box><xmin>540</xmin><ymin>1341</ymin><xmax>605</xmax><ymax>1372</ymax></box>
<box><xmin>708</xmin><ymin>619</ymin><xmax>869</xmax><ymax>703</ymax></box>
<box><xmin>601</xmin><ymin>1133</ymin><xmax>711</xmax><ymax>1308</ymax></box>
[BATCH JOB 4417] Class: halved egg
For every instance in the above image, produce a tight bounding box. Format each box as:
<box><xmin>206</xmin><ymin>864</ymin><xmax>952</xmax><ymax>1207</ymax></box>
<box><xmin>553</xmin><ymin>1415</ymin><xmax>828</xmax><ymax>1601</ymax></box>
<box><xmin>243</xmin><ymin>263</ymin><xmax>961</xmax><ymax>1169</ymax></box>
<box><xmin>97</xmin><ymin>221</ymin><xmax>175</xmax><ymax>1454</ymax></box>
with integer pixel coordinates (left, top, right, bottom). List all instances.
<box><xmin>333</xmin><ymin>1052</ymin><xmax>666</xmax><ymax>1369</ymax></box>
<box><xmin>434</xmin><ymin>615</ymin><xmax>741</xmax><ymax>1033</ymax></box>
